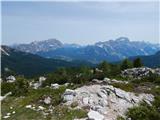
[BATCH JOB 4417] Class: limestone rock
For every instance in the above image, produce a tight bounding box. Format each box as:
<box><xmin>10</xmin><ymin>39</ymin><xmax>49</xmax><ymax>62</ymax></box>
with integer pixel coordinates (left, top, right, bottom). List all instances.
<box><xmin>0</xmin><ymin>92</ymin><xmax>12</xmax><ymax>101</ymax></box>
<box><xmin>62</xmin><ymin>89</ymin><xmax>77</xmax><ymax>102</ymax></box>
<box><xmin>6</xmin><ymin>75</ymin><xmax>16</xmax><ymax>83</ymax></box>
<box><xmin>44</xmin><ymin>96</ymin><xmax>51</xmax><ymax>104</ymax></box>
<box><xmin>51</xmin><ymin>83</ymin><xmax>60</xmax><ymax>89</ymax></box>
<box><xmin>62</xmin><ymin>84</ymin><xmax>154</xmax><ymax>120</ymax></box>
<box><xmin>121</xmin><ymin>67</ymin><xmax>160</xmax><ymax>79</ymax></box>
<box><xmin>88</xmin><ymin>110</ymin><xmax>104</xmax><ymax>120</ymax></box>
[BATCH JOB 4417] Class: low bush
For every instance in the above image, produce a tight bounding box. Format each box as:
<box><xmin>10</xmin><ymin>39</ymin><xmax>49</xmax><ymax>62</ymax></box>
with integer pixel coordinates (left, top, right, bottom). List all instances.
<box><xmin>126</xmin><ymin>102</ymin><xmax>160</xmax><ymax>120</ymax></box>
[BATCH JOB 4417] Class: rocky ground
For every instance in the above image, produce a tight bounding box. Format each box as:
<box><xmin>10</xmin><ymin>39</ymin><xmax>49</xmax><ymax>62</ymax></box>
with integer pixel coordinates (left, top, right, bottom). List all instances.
<box><xmin>62</xmin><ymin>83</ymin><xmax>154</xmax><ymax>120</ymax></box>
<box><xmin>1</xmin><ymin>67</ymin><xmax>160</xmax><ymax>120</ymax></box>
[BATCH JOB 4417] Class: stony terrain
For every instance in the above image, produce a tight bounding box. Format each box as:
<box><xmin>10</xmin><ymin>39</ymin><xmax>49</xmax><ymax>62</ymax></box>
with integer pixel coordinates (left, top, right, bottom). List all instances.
<box><xmin>1</xmin><ymin>67</ymin><xmax>160</xmax><ymax>120</ymax></box>
<box><xmin>121</xmin><ymin>67</ymin><xmax>160</xmax><ymax>79</ymax></box>
<box><xmin>62</xmin><ymin>83</ymin><xmax>154</xmax><ymax>120</ymax></box>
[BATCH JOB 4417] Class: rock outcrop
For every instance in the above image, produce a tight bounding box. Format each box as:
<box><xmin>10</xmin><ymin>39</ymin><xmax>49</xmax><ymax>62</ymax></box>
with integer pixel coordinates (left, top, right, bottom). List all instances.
<box><xmin>121</xmin><ymin>67</ymin><xmax>160</xmax><ymax>79</ymax></box>
<box><xmin>62</xmin><ymin>84</ymin><xmax>154</xmax><ymax>120</ymax></box>
<box><xmin>30</xmin><ymin>76</ymin><xmax>46</xmax><ymax>89</ymax></box>
<box><xmin>0</xmin><ymin>92</ymin><xmax>12</xmax><ymax>101</ymax></box>
<box><xmin>6</xmin><ymin>76</ymin><xmax>16</xmax><ymax>83</ymax></box>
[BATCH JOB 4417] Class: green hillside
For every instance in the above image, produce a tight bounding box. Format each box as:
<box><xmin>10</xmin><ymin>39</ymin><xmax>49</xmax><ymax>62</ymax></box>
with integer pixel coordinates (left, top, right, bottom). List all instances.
<box><xmin>1</xmin><ymin>46</ymin><xmax>94</xmax><ymax>77</ymax></box>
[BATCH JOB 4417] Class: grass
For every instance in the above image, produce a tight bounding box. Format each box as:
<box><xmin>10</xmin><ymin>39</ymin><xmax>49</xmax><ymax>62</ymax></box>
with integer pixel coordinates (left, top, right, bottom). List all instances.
<box><xmin>1</xmin><ymin>84</ymin><xmax>88</xmax><ymax>120</ymax></box>
<box><xmin>52</xmin><ymin>105</ymin><xmax>87</xmax><ymax>120</ymax></box>
<box><xmin>111</xmin><ymin>82</ymin><xmax>134</xmax><ymax>92</ymax></box>
<box><xmin>1</xmin><ymin>96</ymin><xmax>45</xmax><ymax>120</ymax></box>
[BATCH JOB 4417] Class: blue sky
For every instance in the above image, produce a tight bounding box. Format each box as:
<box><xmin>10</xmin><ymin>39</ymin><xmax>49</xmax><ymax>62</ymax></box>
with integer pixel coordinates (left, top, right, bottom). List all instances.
<box><xmin>2</xmin><ymin>1</ymin><xmax>159</xmax><ymax>45</ymax></box>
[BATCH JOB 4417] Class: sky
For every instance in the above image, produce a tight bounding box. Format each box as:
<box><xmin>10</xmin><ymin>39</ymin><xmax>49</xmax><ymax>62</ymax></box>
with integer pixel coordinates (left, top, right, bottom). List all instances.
<box><xmin>1</xmin><ymin>1</ymin><xmax>159</xmax><ymax>45</ymax></box>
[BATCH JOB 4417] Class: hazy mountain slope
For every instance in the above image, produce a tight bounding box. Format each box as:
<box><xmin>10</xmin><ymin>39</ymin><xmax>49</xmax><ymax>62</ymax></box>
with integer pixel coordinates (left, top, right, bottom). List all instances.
<box><xmin>37</xmin><ymin>45</ymin><xmax>120</xmax><ymax>63</ymax></box>
<box><xmin>1</xmin><ymin>46</ymin><xmax>94</xmax><ymax>77</ymax></box>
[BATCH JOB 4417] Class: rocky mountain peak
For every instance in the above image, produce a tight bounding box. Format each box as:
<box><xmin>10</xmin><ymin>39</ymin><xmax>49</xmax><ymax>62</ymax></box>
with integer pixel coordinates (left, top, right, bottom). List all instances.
<box><xmin>12</xmin><ymin>38</ymin><xmax>63</xmax><ymax>54</ymax></box>
<box><xmin>115</xmin><ymin>37</ymin><xmax>130</xmax><ymax>42</ymax></box>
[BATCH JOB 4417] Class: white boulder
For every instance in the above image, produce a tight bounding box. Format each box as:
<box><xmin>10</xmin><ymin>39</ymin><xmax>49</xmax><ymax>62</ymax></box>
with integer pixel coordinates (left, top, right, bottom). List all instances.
<box><xmin>44</xmin><ymin>96</ymin><xmax>51</xmax><ymax>104</ymax></box>
<box><xmin>39</xmin><ymin>76</ymin><xmax>46</xmax><ymax>82</ymax></box>
<box><xmin>51</xmin><ymin>83</ymin><xmax>60</xmax><ymax>89</ymax></box>
<box><xmin>63</xmin><ymin>89</ymin><xmax>77</xmax><ymax>102</ymax></box>
<box><xmin>6</xmin><ymin>75</ymin><xmax>16</xmax><ymax>83</ymax></box>
<box><xmin>0</xmin><ymin>92</ymin><xmax>12</xmax><ymax>101</ymax></box>
<box><xmin>88</xmin><ymin>110</ymin><xmax>104</xmax><ymax>120</ymax></box>
<box><xmin>38</xmin><ymin>106</ymin><xmax>45</xmax><ymax>110</ymax></box>
<box><xmin>25</xmin><ymin>105</ymin><xmax>32</xmax><ymax>108</ymax></box>
<box><xmin>3</xmin><ymin>115</ymin><xmax>10</xmax><ymax>119</ymax></box>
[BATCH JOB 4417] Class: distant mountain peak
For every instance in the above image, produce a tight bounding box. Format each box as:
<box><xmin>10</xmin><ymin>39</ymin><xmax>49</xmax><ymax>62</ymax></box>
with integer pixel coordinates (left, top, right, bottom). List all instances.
<box><xmin>31</xmin><ymin>38</ymin><xmax>62</xmax><ymax>45</ymax></box>
<box><xmin>12</xmin><ymin>38</ymin><xmax>63</xmax><ymax>54</ymax></box>
<box><xmin>115</xmin><ymin>37</ymin><xmax>130</xmax><ymax>42</ymax></box>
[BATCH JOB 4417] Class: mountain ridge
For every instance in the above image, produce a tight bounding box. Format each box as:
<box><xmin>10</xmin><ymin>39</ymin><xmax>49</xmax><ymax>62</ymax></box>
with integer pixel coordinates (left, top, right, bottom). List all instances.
<box><xmin>11</xmin><ymin>37</ymin><xmax>160</xmax><ymax>63</ymax></box>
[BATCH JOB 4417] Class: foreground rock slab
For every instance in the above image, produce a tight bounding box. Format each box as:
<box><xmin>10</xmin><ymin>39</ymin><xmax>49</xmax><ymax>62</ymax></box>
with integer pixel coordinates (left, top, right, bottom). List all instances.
<box><xmin>62</xmin><ymin>84</ymin><xmax>154</xmax><ymax>120</ymax></box>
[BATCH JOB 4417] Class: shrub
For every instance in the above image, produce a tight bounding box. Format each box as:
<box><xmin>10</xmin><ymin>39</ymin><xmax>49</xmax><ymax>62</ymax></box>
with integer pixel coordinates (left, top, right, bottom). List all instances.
<box><xmin>1</xmin><ymin>82</ymin><xmax>15</xmax><ymax>95</ymax></box>
<box><xmin>126</xmin><ymin>102</ymin><xmax>160</xmax><ymax>120</ymax></box>
<box><xmin>12</xmin><ymin>77</ymin><xmax>29</xmax><ymax>96</ymax></box>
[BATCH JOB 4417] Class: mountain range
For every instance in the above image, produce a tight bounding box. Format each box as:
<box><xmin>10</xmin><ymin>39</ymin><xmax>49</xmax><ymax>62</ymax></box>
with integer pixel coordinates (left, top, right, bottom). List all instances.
<box><xmin>12</xmin><ymin>37</ymin><xmax>160</xmax><ymax>63</ymax></box>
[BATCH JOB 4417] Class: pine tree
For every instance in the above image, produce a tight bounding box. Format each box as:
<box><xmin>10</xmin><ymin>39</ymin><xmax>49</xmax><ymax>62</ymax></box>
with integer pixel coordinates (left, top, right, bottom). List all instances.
<box><xmin>133</xmin><ymin>58</ymin><xmax>143</xmax><ymax>68</ymax></box>
<box><xmin>121</xmin><ymin>59</ymin><xmax>133</xmax><ymax>70</ymax></box>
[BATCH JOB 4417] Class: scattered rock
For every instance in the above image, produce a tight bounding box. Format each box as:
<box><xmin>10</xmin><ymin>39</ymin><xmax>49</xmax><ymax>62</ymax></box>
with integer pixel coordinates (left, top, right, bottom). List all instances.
<box><xmin>39</xmin><ymin>76</ymin><xmax>46</xmax><ymax>82</ymax></box>
<box><xmin>31</xmin><ymin>76</ymin><xmax>46</xmax><ymax>89</ymax></box>
<box><xmin>7</xmin><ymin>113</ymin><xmax>11</xmax><ymax>116</ymax></box>
<box><xmin>92</xmin><ymin>79</ymin><xmax>103</xmax><ymax>84</ymax></box>
<box><xmin>62</xmin><ymin>89</ymin><xmax>77</xmax><ymax>102</ymax></box>
<box><xmin>64</xmin><ymin>83</ymin><xmax>70</xmax><ymax>86</ymax></box>
<box><xmin>103</xmin><ymin>78</ymin><xmax>128</xmax><ymax>84</ymax></box>
<box><xmin>6</xmin><ymin>75</ymin><xmax>16</xmax><ymax>83</ymax></box>
<box><xmin>33</xmin><ymin>83</ymin><xmax>41</xmax><ymax>89</ymax></box>
<box><xmin>38</xmin><ymin>106</ymin><xmax>45</xmax><ymax>111</ymax></box>
<box><xmin>51</xmin><ymin>83</ymin><xmax>60</xmax><ymax>89</ymax></box>
<box><xmin>3</xmin><ymin>115</ymin><xmax>10</xmax><ymax>119</ymax></box>
<box><xmin>87</xmin><ymin>110</ymin><xmax>104</xmax><ymax>120</ymax></box>
<box><xmin>0</xmin><ymin>92</ymin><xmax>12</xmax><ymax>101</ymax></box>
<box><xmin>26</xmin><ymin>105</ymin><xmax>32</xmax><ymax>108</ymax></box>
<box><xmin>44</xmin><ymin>96</ymin><xmax>51</xmax><ymax>104</ymax></box>
<box><xmin>12</xmin><ymin>111</ymin><xmax>16</xmax><ymax>114</ymax></box>
<box><xmin>95</xmin><ymin>68</ymin><xmax>103</xmax><ymax>73</ymax></box>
